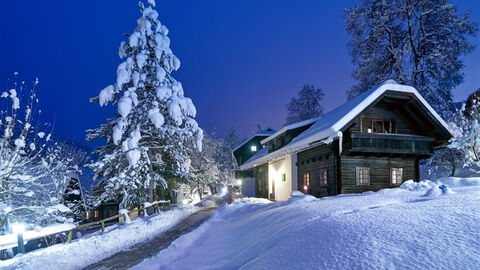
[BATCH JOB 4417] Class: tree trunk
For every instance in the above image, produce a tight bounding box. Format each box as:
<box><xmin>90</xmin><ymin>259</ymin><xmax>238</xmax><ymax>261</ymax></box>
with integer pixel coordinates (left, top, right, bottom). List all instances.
<box><xmin>147</xmin><ymin>151</ymin><xmax>155</xmax><ymax>203</ymax></box>
<box><xmin>449</xmin><ymin>149</ymin><xmax>456</xmax><ymax>177</ymax></box>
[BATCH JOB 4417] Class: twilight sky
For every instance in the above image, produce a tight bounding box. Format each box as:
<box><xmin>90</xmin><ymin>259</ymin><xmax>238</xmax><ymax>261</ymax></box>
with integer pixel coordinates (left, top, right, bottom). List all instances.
<box><xmin>1</xmin><ymin>0</ymin><xmax>479</xmax><ymax>146</ymax></box>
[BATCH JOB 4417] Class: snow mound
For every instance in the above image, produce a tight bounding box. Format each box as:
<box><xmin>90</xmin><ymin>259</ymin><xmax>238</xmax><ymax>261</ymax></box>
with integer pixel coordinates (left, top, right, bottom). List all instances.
<box><xmin>134</xmin><ymin>177</ymin><xmax>480</xmax><ymax>270</ymax></box>
<box><xmin>0</xmin><ymin>207</ymin><xmax>199</xmax><ymax>270</ymax></box>
<box><xmin>290</xmin><ymin>190</ymin><xmax>304</xmax><ymax>197</ymax></box>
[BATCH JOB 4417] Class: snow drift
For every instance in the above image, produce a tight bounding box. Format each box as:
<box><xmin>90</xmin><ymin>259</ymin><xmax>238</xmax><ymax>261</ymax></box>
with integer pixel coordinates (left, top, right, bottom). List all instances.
<box><xmin>135</xmin><ymin>177</ymin><xmax>480</xmax><ymax>270</ymax></box>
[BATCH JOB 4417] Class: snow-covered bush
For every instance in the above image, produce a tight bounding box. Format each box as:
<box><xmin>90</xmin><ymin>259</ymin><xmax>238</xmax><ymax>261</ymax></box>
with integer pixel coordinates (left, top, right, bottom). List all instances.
<box><xmin>87</xmin><ymin>0</ymin><xmax>203</xmax><ymax>209</ymax></box>
<box><xmin>0</xmin><ymin>76</ymin><xmax>74</xmax><ymax>232</ymax></box>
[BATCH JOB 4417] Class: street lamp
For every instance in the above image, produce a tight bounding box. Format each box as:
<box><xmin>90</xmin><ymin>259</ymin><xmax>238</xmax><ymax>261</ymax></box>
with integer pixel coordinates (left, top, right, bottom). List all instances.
<box><xmin>11</xmin><ymin>223</ymin><xmax>25</xmax><ymax>254</ymax></box>
<box><xmin>303</xmin><ymin>185</ymin><xmax>308</xmax><ymax>195</ymax></box>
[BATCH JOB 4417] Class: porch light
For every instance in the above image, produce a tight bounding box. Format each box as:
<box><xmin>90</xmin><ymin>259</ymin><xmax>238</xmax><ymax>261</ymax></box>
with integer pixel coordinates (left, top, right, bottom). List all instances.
<box><xmin>303</xmin><ymin>185</ymin><xmax>308</xmax><ymax>191</ymax></box>
<box><xmin>251</xmin><ymin>145</ymin><xmax>257</xmax><ymax>152</ymax></box>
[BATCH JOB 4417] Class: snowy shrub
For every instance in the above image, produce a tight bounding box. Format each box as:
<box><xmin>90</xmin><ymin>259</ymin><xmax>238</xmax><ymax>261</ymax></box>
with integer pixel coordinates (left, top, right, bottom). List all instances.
<box><xmin>0</xmin><ymin>75</ymin><xmax>76</xmax><ymax>232</ymax></box>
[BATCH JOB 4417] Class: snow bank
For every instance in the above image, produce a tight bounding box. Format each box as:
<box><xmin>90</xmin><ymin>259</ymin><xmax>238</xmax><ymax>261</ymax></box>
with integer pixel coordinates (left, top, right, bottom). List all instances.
<box><xmin>0</xmin><ymin>207</ymin><xmax>199</xmax><ymax>270</ymax></box>
<box><xmin>135</xmin><ymin>178</ymin><xmax>480</xmax><ymax>270</ymax></box>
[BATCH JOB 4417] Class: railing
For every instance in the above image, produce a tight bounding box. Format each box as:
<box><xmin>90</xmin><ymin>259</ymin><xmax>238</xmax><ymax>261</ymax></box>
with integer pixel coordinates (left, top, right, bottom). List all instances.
<box><xmin>350</xmin><ymin>132</ymin><xmax>434</xmax><ymax>155</ymax></box>
<box><xmin>0</xmin><ymin>200</ymin><xmax>171</xmax><ymax>256</ymax></box>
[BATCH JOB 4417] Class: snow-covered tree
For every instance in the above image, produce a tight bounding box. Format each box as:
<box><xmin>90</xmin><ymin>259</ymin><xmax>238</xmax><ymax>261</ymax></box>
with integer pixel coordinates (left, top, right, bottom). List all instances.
<box><xmin>447</xmin><ymin>91</ymin><xmax>480</xmax><ymax>174</ymax></box>
<box><xmin>0</xmin><ymin>76</ymin><xmax>73</xmax><ymax>232</ymax></box>
<box><xmin>286</xmin><ymin>84</ymin><xmax>324</xmax><ymax>124</ymax></box>
<box><xmin>345</xmin><ymin>0</ymin><xmax>478</xmax><ymax>120</ymax></box>
<box><xmin>182</xmin><ymin>132</ymin><xmax>237</xmax><ymax>201</ymax></box>
<box><xmin>224</xmin><ymin>127</ymin><xmax>240</xmax><ymax>151</ymax></box>
<box><xmin>87</xmin><ymin>0</ymin><xmax>203</xmax><ymax>209</ymax></box>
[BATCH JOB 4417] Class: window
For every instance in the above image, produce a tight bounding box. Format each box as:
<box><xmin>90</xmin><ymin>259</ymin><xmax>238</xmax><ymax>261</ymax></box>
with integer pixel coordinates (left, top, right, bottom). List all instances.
<box><xmin>321</xmin><ymin>169</ymin><xmax>328</xmax><ymax>185</ymax></box>
<box><xmin>362</xmin><ymin>118</ymin><xmax>396</xmax><ymax>134</ymax></box>
<box><xmin>356</xmin><ymin>167</ymin><xmax>370</xmax><ymax>185</ymax></box>
<box><xmin>86</xmin><ymin>211</ymin><xmax>91</xmax><ymax>219</ymax></box>
<box><xmin>94</xmin><ymin>210</ymin><xmax>99</xmax><ymax>218</ymax></box>
<box><xmin>391</xmin><ymin>168</ymin><xmax>403</xmax><ymax>185</ymax></box>
<box><xmin>251</xmin><ymin>145</ymin><xmax>257</xmax><ymax>152</ymax></box>
<box><xmin>303</xmin><ymin>173</ymin><xmax>310</xmax><ymax>186</ymax></box>
<box><xmin>282</xmin><ymin>173</ymin><xmax>286</xmax><ymax>182</ymax></box>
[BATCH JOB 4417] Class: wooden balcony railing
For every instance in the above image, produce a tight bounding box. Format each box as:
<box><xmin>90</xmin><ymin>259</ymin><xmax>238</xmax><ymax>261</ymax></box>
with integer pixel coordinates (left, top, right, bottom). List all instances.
<box><xmin>350</xmin><ymin>132</ymin><xmax>434</xmax><ymax>155</ymax></box>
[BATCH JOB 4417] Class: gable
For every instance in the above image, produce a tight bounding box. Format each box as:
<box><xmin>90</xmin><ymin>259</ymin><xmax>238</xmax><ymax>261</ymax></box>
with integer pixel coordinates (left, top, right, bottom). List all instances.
<box><xmin>342</xmin><ymin>91</ymin><xmax>451</xmax><ymax>146</ymax></box>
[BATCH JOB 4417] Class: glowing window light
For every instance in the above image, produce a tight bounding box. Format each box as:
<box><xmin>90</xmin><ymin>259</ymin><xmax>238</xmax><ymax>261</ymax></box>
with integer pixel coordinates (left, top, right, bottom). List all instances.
<box><xmin>251</xmin><ymin>145</ymin><xmax>257</xmax><ymax>152</ymax></box>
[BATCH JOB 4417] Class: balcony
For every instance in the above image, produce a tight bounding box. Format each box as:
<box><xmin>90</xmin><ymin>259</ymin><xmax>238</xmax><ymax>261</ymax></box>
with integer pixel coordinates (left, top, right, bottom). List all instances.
<box><xmin>349</xmin><ymin>132</ymin><xmax>434</xmax><ymax>156</ymax></box>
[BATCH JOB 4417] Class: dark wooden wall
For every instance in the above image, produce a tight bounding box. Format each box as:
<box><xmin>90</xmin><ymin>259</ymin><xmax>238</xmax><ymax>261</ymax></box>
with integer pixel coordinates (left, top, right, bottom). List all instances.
<box><xmin>349</xmin><ymin>102</ymin><xmax>415</xmax><ymax>134</ymax></box>
<box><xmin>297</xmin><ymin>144</ymin><xmax>338</xmax><ymax>197</ymax></box>
<box><xmin>254</xmin><ymin>164</ymin><xmax>269</xmax><ymax>199</ymax></box>
<box><xmin>233</xmin><ymin>135</ymin><xmax>268</xmax><ymax>166</ymax></box>
<box><xmin>268</xmin><ymin>123</ymin><xmax>314</xmax><ymax>153</ymax></box>
<box><xmin>340</xmin><ymin>156</ymin><xmax>418</xmax><ymax>193</ymax></box>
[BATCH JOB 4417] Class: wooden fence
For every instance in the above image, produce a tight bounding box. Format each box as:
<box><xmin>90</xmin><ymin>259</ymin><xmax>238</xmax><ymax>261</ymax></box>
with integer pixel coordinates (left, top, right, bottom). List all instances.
<box><xmin>0</xmin><ymin>200</ymin><xmax>171</xmax><ymax>255</ymax></box>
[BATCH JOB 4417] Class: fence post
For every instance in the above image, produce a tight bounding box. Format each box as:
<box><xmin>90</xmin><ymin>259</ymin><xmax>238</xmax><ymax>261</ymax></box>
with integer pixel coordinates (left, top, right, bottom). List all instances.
<box><xmin>67</xmin><ymin>230</ymin><xmax>73</xmax><ymax>244</ymax></box>
<box><xmin>101</xmin><ymin>221</ymin><xmax>105</xmax><ymax>232</ymax></box>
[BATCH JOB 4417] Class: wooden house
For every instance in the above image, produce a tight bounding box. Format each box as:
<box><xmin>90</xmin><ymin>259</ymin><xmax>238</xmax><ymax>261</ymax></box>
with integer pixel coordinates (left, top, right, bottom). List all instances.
<box><xmin>239</xmin><ymin>80</ymin><xmax>452</xmax><ymax>200</ymax></box>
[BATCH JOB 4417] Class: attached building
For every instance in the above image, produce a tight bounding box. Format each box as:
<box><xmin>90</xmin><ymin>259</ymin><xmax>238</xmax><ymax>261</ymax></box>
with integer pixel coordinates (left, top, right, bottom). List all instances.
<box><xmin>239</xmin><ymin>80</ymin><xmax>452</xmax><ymax>200</ymax></box>
<box><xmin>233</xmin><ymin>128</ymin><xmax>276</xmax><ymax>197</ymax></box>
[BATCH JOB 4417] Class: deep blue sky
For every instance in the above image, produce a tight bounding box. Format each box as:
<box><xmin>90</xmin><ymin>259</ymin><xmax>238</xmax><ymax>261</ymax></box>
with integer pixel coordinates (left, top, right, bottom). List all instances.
<box><xmin>1</xmin><ymin>0</ymin><xmax>479</xmax><ymax>146</ymax></box>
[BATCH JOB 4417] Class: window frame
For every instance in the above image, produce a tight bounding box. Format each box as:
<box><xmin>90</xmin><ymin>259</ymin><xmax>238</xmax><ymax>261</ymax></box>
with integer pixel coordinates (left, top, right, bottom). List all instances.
<box><xmin>360</xmin><ymin>117</ymin><xmax>396</xmax><ymax>134</ymax></box>
<box><xmin>390</xmin><ymin>167</ymin><xmax>403</xmax><ymax>185</ymax></box>
<box><xmin>321</xmin><ymin>168</ymin><xmax>328</xmax><ymax>186</ymax></box>
<box><xmin>303</xmin><ymin>172</ymin><xmax>310</xmax><ymax>187</ymax></box>
<box><xmin>355</xmin><ymin>167</ymin><xmax>370</xmax><ymax>185</ymax></box>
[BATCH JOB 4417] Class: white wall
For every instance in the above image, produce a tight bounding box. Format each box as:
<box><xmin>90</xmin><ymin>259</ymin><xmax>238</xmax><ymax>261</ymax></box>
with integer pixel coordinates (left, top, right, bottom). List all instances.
<box><xmin>241</xmin><ymin>177</ymin><xmax>255</xmax><ymax>197</ymax></box>
<box><xmin>268</xmin><ymin>155</ymin><xmax>294</xmax><ymax>201</ymax></box>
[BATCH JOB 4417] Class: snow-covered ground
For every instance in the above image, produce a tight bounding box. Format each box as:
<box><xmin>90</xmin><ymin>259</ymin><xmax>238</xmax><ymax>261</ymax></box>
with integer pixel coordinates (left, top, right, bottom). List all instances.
<box><xmin>134</xmin><ymin>177</ymin><xmax>480</xmax><ymax>270</ymax></box>
<box><xmin>0</xmin><ymin>206</ymin><xmax>199</xmax><ymax>270</ymax></box>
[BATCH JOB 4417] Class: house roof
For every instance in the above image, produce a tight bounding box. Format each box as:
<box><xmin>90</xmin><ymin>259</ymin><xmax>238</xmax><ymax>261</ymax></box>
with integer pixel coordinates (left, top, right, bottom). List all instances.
<box><xmin>260</xmin><ymin>117</ymin><xmax>320</xmax><ymax>145</ymax></box>
<box><xmin>232</xmin><ymin>129</ymin><xmax>276</xmax><ymax>152</ymax></box>
<box><xmin>240</xmin><ymin>80</ymin><xmax>452</xmax><ymax>170</ymax></box>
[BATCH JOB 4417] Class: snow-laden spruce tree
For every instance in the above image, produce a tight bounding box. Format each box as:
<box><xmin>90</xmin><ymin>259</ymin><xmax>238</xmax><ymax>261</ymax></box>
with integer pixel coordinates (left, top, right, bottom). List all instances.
<box><xmin>345</xmin><ymin>0</ymin><xmax>478</xmax><ymax>120</ymax></box>
<box><xmin>87</xmin><ymin>0</ymin><xmax>203</xmax><ymax>209</ymax></box>
<box><xmin>0</xmin><ymin>76</ymin><xmax>74</xmax><ymax>232</ymax></box>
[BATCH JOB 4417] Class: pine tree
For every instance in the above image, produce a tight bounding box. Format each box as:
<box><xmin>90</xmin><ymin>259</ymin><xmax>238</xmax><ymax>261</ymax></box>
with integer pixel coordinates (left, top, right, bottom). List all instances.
<box><xmin>87</xmin><ymin>0</ymin><xmax>203</xmax><ymax>209</ymax></box>
<box><xmin>345</xmin><ymin>0</ymin><xmax>478</xmax><ymax>120</ymax></box>
<box><xmin>286</xmin><ymin>84</ymin><xmax>325</xmax><ymax>124</ymax></box>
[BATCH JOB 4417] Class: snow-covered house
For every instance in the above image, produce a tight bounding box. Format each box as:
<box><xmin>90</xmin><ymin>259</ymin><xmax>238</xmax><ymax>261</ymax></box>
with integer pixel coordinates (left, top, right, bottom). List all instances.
<box><xmin>233</xmin><ymin>128</ymin><xmax>276</xmax><ymax>197</ymax></box>
<box><xmin>240</xmin><ymin>80</ymin><xmax>452</xmax><ymax>200</ymax></box>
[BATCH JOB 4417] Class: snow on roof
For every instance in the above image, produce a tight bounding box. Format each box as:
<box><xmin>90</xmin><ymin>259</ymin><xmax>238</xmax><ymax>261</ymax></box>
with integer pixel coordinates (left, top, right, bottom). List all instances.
<box><xmin>240</xmin><ymin>80</ymin><xmax>452</xmax><ymax>170</ymax></box>
<box><xmin>232</xmin><ymin>129</ymin><xmax>276</xmax><ymax>152</ymax></box>
<box><xmin>260</xmin><ymin>117</ymin><xmax>319</xmax><ymax>145</ymax></box>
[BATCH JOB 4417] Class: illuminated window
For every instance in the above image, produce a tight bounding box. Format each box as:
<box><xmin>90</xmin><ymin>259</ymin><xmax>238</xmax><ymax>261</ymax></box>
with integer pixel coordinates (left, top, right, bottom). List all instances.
<box><xmin>94</xmin><ymin>210</ymin><xmax>99</xmax><ymax>218</ymax></box>
<box><xmin>356</xmin><ymin>167</ymin><xmax>370</xmax><ymax>185</ymax></box>
<box><xmin>86</xmin><ymin>211</ymin><xmax>91</xmax><ymax>219</ymax></box>
<box><xmin>362</xmin><ymin>118</ymin><xmax>395</xmax><ymax>134</ymax></box>
<box><xmin>251</xmin><ymin>145</ymin><xmax>257</xmax><ymax>152</ymax></box>
<box><xmin>321</xmin><ymin>169</ymin><xmax>328</xmax><ymax>185</ymax></box>
<box><xmin>391</xmin><ymin>168</ymin><xmax>403</xmax><ymax>185</ymax></box>
<box><xmin>303</xmin><ymin>173</ymin><xmax>310</xmax><ymax>186</ymax></box>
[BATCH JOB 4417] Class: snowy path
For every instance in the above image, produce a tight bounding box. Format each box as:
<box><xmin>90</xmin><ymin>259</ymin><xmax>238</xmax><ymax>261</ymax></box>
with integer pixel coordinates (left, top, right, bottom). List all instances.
<box><xmin>83</xmin><ymin>207</ymin><xmax>216</xmax><ymax>270</ymax></box>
